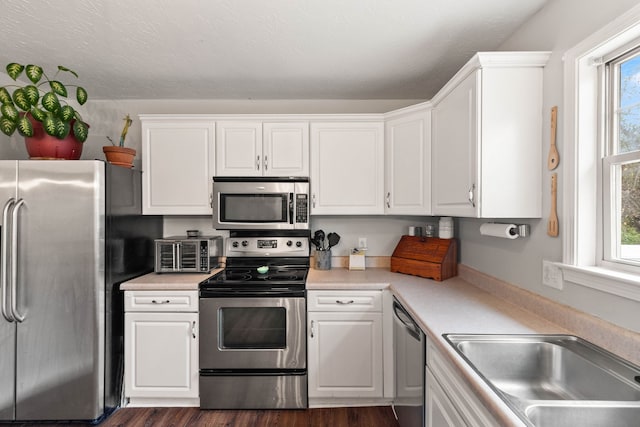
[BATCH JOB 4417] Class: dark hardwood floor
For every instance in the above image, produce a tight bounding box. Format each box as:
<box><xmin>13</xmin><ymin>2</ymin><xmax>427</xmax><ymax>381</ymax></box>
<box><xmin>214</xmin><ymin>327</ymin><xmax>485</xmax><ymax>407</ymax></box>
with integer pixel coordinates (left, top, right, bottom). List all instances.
<box><xmin>8</xmin><ymin>406</ymin><xmax>400</xmax><ymax>427</ymax></box>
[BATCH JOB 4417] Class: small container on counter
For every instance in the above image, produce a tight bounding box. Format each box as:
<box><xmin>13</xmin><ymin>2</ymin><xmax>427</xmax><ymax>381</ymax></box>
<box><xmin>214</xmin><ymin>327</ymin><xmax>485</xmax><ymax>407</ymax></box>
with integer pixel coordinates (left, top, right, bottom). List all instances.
<box><xmin>425</xmin><ymin>224</ymin><xmax>436</xmax><ymax>237</ymax></box>
<box><xmin>439</xmin><ymin>217</ymin><xmax>454</xmax><ymax>239</ymax></box>
<box><xmin>315</xmin><ymin>250</ymin><xmax>332</xmax><ymax>270</ymax></box>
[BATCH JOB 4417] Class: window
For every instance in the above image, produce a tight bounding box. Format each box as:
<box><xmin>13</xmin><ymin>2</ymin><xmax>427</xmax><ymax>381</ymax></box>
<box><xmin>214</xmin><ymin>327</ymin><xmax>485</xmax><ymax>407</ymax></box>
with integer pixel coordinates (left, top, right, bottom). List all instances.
<box><xmin>602</xmin><ymin>46</ymin><xmax>640</xmax><ymax>269</ymax></box>
<box><xmin>562</xmin><ymin>4</ymin><xmax>640</xmax><ymax>301</ymax></box>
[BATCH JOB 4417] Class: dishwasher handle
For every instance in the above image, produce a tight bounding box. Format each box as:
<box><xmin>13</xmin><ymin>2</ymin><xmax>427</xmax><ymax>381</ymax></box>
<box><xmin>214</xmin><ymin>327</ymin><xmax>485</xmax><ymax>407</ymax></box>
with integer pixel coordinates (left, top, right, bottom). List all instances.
<box><xmin>393</xmin><ymin>299</ymin><xmax>422</xmax><ymax>341</ymax></box>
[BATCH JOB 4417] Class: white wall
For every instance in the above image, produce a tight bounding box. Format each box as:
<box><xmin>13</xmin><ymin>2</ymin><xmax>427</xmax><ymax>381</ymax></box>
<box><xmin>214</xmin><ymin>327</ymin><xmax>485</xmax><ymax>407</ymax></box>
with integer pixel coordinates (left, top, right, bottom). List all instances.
<box><xmin>457</xmin><ymin>0</ymin><xmax>640</xmax><ymax>332</ymax></box>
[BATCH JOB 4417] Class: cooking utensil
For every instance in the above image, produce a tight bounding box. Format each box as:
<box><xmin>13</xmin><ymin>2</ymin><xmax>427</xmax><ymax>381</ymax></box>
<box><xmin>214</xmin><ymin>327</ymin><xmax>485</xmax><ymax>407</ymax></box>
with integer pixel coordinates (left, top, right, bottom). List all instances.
<box><xmin>327</xmin><ymin>232</ymin><xmax>341</xmax><ymax>249</ymax></box>
<box><xmin>310</xmin><ymin>237</ymin><xmax>321</xmax><ymax>250</ymax></box>
<box><xmin>547</xmin><ymin>173</ymin><xmax>559</xmax><ymax>237</ymax></box>
<box><xmin>548</xmin><ymin>106</ymin><xmax>559</xmax><ymax>170</ymax></box>
<box><xmin>314</xmin><ymin>230</ymin><xmax>326</xmax><ymax>250</ymax></box>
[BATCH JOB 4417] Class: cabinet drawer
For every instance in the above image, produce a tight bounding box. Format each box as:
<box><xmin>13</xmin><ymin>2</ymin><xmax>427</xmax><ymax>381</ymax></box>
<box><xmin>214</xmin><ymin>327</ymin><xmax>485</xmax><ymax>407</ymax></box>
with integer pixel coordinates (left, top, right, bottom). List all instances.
<box><xmin>307</xmin><ymin>290</ymin><xmax>382</xmax><ymax>312</ymax></box>
<box><xmin>125</xmin><ymin>290</ymin><xmax>199</xmax><ymax>312</ymax></box>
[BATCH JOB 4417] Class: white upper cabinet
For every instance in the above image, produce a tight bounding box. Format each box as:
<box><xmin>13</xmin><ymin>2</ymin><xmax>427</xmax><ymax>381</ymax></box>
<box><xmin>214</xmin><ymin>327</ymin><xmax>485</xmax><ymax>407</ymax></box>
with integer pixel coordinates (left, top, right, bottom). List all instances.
<box><xmin>310</xmin><ymin>122</ymin><xmax>385</xmax><ymax>215</ymax></box>
<box><xmin>431</xmin><ymin>52</ymin><xmax>550</xmax><ymax>218</ymax></box>
<box><xmin>216</xmin><ymin>121</ymin><xmax>309</xmax><ymax>177</ymax></box>
<box><xmin>141</xmin><ymin>117</ymin><xmax>215</xmax><ymax>215</ymax></box>
<box><xmin>385</xmin><ymin>108</ymin><xmax>431</xmax><ymax>215</ymax></box>
<box><xmin>263</xmin><ymin>122</ymin><xmax>310</xmax><ymax>176</ymax></box>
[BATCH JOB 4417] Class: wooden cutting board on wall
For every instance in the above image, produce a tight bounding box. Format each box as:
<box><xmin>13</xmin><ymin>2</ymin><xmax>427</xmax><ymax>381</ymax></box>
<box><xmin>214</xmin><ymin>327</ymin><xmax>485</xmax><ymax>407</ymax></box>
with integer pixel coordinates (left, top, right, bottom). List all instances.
<box><xmin>390</xmin><ymin>236</ymin><xmax>458</xmax><ymax>281</ymax></box>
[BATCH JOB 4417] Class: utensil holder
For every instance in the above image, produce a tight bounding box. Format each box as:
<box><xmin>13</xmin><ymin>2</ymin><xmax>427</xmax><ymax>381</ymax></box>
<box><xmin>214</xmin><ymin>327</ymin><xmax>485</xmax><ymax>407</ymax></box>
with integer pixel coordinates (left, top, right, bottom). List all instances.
<box><xmin>315</xmin><ymin>249</ymin><xmax>332</xmax><ymax>270</ymax></box>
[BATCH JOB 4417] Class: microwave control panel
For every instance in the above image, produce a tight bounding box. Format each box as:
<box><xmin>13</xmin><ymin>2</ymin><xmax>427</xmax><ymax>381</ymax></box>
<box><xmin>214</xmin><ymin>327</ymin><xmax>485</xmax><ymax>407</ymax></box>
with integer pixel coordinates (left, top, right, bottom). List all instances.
<box><xmin>295</xmin><ymin>194</ymin><xmax>308</xmax><ymax>223</ymax></box>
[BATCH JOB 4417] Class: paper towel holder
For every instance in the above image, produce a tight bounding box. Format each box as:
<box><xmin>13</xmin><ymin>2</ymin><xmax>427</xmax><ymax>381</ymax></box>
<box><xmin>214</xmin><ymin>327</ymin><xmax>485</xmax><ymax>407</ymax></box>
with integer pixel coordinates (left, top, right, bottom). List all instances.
<box><xmin>480</xmin><ymin>223</ymin><xmax>530</xmax><ymax>239</ymax></box>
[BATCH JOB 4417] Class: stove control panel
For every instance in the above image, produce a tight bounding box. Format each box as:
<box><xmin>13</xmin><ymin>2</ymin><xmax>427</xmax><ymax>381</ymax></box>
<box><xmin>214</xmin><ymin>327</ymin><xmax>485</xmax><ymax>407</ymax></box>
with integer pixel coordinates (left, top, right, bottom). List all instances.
<box><xmin>226</xmin><ymin>236</ymin><xmax>309</xmax><ymax>257</ymax></box>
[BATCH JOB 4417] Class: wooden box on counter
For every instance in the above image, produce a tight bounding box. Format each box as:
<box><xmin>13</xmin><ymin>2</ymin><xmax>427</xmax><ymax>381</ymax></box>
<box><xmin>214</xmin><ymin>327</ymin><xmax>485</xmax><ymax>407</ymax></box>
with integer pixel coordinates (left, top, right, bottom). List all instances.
<box><xmin>390</xmin><ymin>236</ymin><xmax>457</xmax><ymax>281</ymax></box>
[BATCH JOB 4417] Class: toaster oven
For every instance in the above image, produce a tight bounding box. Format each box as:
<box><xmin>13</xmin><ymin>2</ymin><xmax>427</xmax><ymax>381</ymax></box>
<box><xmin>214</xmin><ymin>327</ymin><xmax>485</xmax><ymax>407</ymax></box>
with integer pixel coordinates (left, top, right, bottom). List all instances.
<box><xmin>154</xmin><ymin>236</ymin><xmax>223</xmax><ymax>273</ymax></box>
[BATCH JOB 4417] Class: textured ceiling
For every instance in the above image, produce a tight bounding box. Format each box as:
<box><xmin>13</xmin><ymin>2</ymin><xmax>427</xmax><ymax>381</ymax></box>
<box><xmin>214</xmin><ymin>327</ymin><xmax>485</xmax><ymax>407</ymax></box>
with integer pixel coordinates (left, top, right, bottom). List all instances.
<box><xmin>0</xmin><ymin>0</ymin><xmax>548</xmax><ymax>100</ymax></box>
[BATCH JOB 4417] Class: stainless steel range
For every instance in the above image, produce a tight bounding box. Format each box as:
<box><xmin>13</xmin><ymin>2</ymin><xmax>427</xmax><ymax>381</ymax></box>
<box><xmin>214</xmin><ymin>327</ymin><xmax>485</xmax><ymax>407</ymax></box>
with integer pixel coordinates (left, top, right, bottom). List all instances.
<box><xmin>199</xmin><ymin>230</ymin><xmax>309</xmax><ymax>409</ymax></box>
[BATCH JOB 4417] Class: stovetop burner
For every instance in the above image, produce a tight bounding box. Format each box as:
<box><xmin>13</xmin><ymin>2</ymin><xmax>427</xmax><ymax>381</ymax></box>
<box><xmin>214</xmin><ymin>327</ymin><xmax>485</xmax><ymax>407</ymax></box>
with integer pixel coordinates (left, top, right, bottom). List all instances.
<box><xmin>199</xmin><ymin>231</ymin><xmax>310</xmax><ymax>297</ymax></box>
<box><xmin>202</xmin><ymin>266</ymin><xmax>308</xmax><ymax>286</ymax></box>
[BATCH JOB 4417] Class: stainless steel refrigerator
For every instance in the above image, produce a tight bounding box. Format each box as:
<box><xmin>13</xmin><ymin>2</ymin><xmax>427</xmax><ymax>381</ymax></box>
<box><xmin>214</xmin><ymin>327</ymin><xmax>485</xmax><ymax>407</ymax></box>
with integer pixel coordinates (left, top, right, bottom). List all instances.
<box><xmin>0</xmin><ymin>160</ymin><xmax>161</xmax><ymax>422</ymax></box>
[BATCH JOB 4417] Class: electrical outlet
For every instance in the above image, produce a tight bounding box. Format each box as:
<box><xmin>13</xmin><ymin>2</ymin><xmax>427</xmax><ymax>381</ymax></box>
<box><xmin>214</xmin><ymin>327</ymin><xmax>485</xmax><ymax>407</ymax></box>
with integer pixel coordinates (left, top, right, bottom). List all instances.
<box><xmin>542</xmin><ymin>260</ymin><xmax>563</xmax><ymax>290</ymax></box>
<box><xmin>358</xmin><ymin>237</ymin><xmax>367</xmax><ymax>249</ymax></box>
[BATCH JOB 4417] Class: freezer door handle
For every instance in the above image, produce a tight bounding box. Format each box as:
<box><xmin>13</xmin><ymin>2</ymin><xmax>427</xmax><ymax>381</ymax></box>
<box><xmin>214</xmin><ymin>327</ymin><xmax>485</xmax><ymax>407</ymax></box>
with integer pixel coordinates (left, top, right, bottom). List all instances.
<box><xmin>10</xmin><ymin>199</ymin><xmax>25</xmax><ymax>322</ymax></box>
<box><xmin>1</xmin><ymin>198</ymin><xmax>15</xmax><ymax>322</ymax></box>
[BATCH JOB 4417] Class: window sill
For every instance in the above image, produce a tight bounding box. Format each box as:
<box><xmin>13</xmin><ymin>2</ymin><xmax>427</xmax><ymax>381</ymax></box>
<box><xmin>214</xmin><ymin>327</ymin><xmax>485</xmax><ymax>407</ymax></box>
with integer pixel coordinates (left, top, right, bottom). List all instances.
<box><xmin>558</xmin><ymin>264</ymin><xmax>640</xmax><ymax>302</ymax></box>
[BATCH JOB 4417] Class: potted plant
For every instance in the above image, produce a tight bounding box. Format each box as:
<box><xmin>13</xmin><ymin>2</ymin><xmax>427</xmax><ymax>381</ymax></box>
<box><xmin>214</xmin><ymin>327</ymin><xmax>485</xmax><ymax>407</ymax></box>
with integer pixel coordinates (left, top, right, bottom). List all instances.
<box><xmin>0</xmin><ymin>63</ymin><xmax>89</xmax><ymax>159</ymax></box>
<box><xmin>104</xmin><ymin>114</ymin><xmax>136</xmax><ymax>168</ymax></box>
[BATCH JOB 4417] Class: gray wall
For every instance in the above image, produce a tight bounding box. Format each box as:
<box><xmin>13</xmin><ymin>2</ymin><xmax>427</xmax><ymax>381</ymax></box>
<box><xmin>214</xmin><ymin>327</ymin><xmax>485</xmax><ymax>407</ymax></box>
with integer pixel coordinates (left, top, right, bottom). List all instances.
<box><xmin>457</xmin><ymin>0</ymin><xmax>640</xmax><ymax>332</ymax></box>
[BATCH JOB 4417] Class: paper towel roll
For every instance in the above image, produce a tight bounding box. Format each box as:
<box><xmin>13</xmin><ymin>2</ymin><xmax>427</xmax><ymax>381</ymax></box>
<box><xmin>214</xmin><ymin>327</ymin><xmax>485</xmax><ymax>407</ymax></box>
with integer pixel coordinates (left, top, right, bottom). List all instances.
<box><xmin>480</xmin><ymin>223</ymin><xmax>519</xmax><ymax>239</ymax></box>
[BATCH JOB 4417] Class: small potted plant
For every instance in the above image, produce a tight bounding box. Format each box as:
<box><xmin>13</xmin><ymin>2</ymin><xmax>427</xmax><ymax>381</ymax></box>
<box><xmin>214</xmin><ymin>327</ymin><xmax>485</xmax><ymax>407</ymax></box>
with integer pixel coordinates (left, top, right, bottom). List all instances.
<box><xmin>104</xmin><ymin>114</ymin><xmax>136</xmax><ymax>168</ymax></box>
<box><xmin>0</xmin><ymin>63</ymin><xmax>89</xmax><ymax>159</ymax></box>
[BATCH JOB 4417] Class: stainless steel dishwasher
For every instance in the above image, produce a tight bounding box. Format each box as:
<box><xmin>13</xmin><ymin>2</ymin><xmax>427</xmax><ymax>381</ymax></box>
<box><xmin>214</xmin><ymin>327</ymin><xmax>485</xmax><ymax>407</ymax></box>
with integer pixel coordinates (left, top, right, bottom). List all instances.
<box><xmin>392</xmin><ymin>297</ymin><xmax>425</xmax><ymax>427</ymax></box>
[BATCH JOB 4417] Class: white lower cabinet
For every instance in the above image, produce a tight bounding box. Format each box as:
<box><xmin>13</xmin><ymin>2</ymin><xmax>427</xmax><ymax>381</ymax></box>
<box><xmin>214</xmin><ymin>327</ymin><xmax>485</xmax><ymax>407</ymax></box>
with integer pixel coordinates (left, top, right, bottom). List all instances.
<box><xmin>426</xmin><ymin>369</ymin><xmax>467</xmax><ymax>427</ymax></box>
<box><xmin>124</xmin><ymin>290</ymin><xmax>199</xmax><ymax>406</ymax></box>
<box><xmin>425</xmin><ymin>337</ymin><xmax>497</xmax><ymax>427</ymax></box>
<box><xmin>307</xmin><ymin>290</ymin><xmax>384</xmax><ymax>402</ymax></box>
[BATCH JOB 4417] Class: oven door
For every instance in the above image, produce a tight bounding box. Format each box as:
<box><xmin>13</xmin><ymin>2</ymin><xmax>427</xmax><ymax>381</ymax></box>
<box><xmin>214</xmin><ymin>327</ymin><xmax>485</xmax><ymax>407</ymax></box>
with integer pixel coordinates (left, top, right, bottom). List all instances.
<box><xmin>199</xmin><ymin>296</ymin><xmax>306</xmax><ymax>370</ymax></box>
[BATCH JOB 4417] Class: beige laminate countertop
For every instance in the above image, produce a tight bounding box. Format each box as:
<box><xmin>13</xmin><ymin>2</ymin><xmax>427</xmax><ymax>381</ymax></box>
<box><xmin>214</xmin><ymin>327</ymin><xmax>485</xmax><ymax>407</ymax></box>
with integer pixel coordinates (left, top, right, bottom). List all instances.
<box><xmin>307</xmin><ymin>267</ymin><xmax>568</xmax><ymax>427</ymax></box>
<box><xmin>120</xmin><ymin>268</ymin><xmax>223</xmax><ymax>290</ymax></box>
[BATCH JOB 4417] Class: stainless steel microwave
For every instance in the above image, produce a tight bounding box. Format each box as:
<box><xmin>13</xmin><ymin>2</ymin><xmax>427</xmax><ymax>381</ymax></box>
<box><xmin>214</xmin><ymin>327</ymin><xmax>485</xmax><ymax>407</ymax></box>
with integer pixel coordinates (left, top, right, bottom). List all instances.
<box><xmin>155</xmin><ymin>236</ymin><xmax>223</xmax><ymax>273</ymax></box>
<box><xmin>212</xmin><ymin>177</ymin><xmax>310</xmax><ymax>230</ymax></box>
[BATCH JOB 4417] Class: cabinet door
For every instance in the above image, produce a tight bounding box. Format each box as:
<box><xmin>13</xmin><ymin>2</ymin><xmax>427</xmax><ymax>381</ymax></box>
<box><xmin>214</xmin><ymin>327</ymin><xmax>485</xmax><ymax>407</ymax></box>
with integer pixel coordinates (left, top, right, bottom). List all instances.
<box><xmin>432</xmin><ymin>71</ymin><xmax>479</xmax><ymax>217</ymax></box>
<box><xmin>142</xmin><ymin>120</ymin><xmax>215</xmax><ymax>215</ymax></box>
<box><xmin>216</xmin><ymin>121</ymin><xmax>263</xmax><ymax>176</ymax></box>
<box><xmin>263</xmin><ymin>122</ymin><xmax>309</xmax><ymax>176</ymax></box>
<box><xmin>426</xmin><ymin>369</ymin><xmax>467</xmax><ymax>427</ymax></box>
<box><xmin>125</xmin><ymin>312</ymin><xmax>198</xmax><ymax>399</ymax></box>
<box><xmin>307</xmin><ymin>311</ymin><xmax>383</xmax><ymax>398</ymax></box>
<box><xmin>385</xmin><ymin>110</ymin><xmax>431</xmax><ymax>215</ymax></box>
<box><xmin>310</xmin><ymin>122</ymin><xmax>384</xmax><ymax>215</ymax></box>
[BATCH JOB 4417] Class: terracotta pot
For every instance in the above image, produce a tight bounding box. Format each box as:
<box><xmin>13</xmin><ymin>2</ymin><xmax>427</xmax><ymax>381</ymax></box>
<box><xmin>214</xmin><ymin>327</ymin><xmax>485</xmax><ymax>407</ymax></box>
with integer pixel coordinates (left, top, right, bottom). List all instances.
<box><xmin>103</xmin><ymin>146</ymin><xmax>136</xmax><ymax>168</ymax></box>
<box><xmin>24</xmin><ymin>120</ymin><xmax>83</xmax><ymax>160</ymax></box>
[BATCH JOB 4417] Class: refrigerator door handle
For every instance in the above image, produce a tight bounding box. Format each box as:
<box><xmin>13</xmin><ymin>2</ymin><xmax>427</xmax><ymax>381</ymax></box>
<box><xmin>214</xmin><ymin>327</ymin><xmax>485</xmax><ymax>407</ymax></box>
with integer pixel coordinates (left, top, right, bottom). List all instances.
<box><xmin>10</xmin><ymin>198</ymin><xmax>25</xmax><ymax>322</ymax></box>
<box><xmin>1</xmin><ymin>198</ymin><xmax>15</xmax><ymax>322</ymax></box>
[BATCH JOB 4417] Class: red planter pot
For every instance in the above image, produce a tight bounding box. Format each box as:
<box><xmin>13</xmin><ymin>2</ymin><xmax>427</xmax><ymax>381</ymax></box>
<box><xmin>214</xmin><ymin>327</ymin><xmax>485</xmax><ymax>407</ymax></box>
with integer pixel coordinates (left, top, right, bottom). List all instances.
<box><xmin>24</xmin><ymin>121</ymin><xmax>83</xmax><ymax>160</ymax></box>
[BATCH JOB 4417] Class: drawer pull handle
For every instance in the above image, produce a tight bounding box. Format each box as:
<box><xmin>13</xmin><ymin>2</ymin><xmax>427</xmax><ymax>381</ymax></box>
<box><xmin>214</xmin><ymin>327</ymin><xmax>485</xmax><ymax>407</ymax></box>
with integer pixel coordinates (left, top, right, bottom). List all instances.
<box><xmin>151</xmin><ymin>299</ymin><xmax>171</xmax><ymax>304</ymax></box>
<box><xmin>336</xmin><ymin>300</ymin><xmax>355</xmax><ymax>305</ymax></box>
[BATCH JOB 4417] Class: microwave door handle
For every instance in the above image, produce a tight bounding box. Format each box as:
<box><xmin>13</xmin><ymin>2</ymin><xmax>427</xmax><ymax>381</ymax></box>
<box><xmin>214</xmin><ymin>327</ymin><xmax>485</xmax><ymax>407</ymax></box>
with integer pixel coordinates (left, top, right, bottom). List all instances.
<box><xmin>289</xmin><ymin>193</ymin><xmax>294</xmax><ymax>224</ymax></box>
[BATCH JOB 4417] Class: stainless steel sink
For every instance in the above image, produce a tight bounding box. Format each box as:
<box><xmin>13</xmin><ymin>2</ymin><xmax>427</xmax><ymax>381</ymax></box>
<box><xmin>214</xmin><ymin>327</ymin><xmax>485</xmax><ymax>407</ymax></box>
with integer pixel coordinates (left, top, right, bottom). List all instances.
<box><xmin>443</xmin><ymin>334</ymin><xmax>640</xmax><ymax>427</ymax></box>
<box><xmin>525</xmin><ymin>403</ymin><xmax>640</xmax><ymax>427</ymax></box>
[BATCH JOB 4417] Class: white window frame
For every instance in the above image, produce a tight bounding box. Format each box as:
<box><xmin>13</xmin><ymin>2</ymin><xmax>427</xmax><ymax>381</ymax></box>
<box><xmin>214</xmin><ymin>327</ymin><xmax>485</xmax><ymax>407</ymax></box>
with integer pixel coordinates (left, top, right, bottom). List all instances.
<box><xmin>561</xmin><ymin>3</ymin><xmax>640</xmax><ymax>301</ymax></box>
